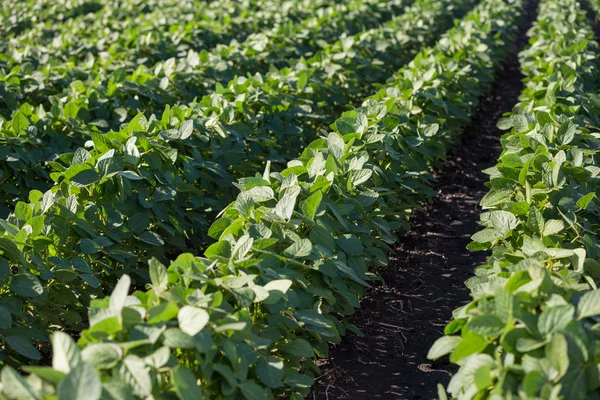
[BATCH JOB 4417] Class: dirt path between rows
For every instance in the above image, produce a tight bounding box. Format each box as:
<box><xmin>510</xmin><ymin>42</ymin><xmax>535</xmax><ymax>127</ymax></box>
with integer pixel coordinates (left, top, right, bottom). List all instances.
<box><xmin>309</xmin><ymin>1</ymin><xmax>538</xmax><ymax>398</ymax></box>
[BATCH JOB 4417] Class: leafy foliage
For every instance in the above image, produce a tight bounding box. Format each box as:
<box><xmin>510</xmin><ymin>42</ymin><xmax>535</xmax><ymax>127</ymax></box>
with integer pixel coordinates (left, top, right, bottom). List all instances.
<box><xmin>0</xmin><ymin>0</ymin><xmax>477</xmax><ymax>365</ymax></box>
<box><xmin>428</xmin><ymin>0</ymin><xmax>600</xmax><ymax>398</ymax></box>
<box><xmin>0</xmin><ymin>0</ymin><xmax>528</xmax><ymax>397</ymax></box>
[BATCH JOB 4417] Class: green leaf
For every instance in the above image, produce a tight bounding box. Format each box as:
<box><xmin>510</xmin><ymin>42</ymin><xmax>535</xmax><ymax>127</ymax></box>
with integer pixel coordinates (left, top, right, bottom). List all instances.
<box><xmin>10</xmin><ymin>273</ymin><xmax>44</xmax><ymax>298</ymax></box>
<box><xmin>538</xmin><ymin>305</ymin><xmax>574</xmax><ymax>335</ymax></box>
<box><xmin>81</xmin><ymin>343</ymin><xmax>122</xmax><ymax>369</ymax></box>
<box><xmin>337</xmin><ymin>234</ymin><xmax>363</xmax><ymax>255</ymax></box>
<box><xmin>0</xmin><ymin>305</ymin><xmax>13</xmax><ymax>330</ymax></box>
<box><xmin>283</xmin><ymin>373</ymin><xmax>313</xmax><ymax>388</ymax></box>
<box><xmin>109</xmin><ymin>274</ymin><xmax>131</xmax><ymax>314</ymax></box>
<box><xmin>173</xmin><ymin>365</ymin><xmax>204</xmax><ymax>400</ymax></box>
<box><xmin>57</xmin><ymin>363</ymin><xmax>101</xmax><ymax>400</ymax></box>
<box><xmin>12</xmin><ymin>111</ymin><xmax>29</xmax><ymax>133</ymax></box>
<box><xmin>467</xmin><ymin>315</ymin><xmax>505</xmax><ymax>338</ymax></box>
<box><xmin>284</xmin><ymin>239</ymin><xmax>312</xmax><ymax>258</ymax></box>
<box><xmin>542</xmin><ymin>219</ymin><xmax>564</xmax><ymax>236</ymax></box>
<box><xmin>427</xmin><ymin>336</ymin><xmax>462</xmax><ymax>360</ymax></box>
<box><xmin>139</xmin><ymin>231</ymin><xmax>165</xmax><ymax>246</ymax></box>
<box><xmin>148</xmin><ymin>302</ymin><xmax>180</xmax><ymax>324</ymax></box>
<box><xmin>178</xmin><ymin>306</ymin><xmax>210</xmax><ymax>336</ymax></box>
<box><xmin>327</xmin><ymin>132</ymin><xmax>345</xmax><ymax>159</ymax></box>
<box><xmin>297</xmin><ymin>70</ymin><xmax>309</xmax><ymax>90</ymax></box>
<box><xmin>1</xmin><ymin>366</ymin><xmax>39</xmax><ymax>399</ymax></box>
<box><xmin>347</xmin><ymin>169</ymin><xmax>372</xmax><ymax>189</ymax></box>
<box><xmin>263</xmin><ymin>279</ymin><xmax>293</xmax><ymax>304</ymax></box>
<box><xmin>281</xmin><ymin>339</ymin><xmax>315</xmax><ymax>358</ymax></box>
<box><xmin>162</xmin><ymin>328</ymin><xmax>196</xmax><ymax>349</ymax></box>
<box><xmin>6</xmin><ymin>335</ymin><xmax>41</xmax><ymax>360</ymax></box>
<box><xmin>256</xmin><ymin>357</ymin><xmax>284</xmax><ymax>389</ymax></box>
<box><xmin>296</xmin><ymin>310</ymin><xmax>332</xmax><ymax>328</ymax></box>
<box><xmin>149</xmin><ymin>258</ymin><xmax>168</xmax><ymax>292</ymax></box>
<box><xmin>450</xmin><ymin>330</ymin><xmax>487</xmax><ymax>363</ymax></box>
<box><xmin>129</xmin><ymin>212</ymin><xmax>151</xmax><ymax>234</ymax></box>
<box><xmin>178</xmin><ymin>120</ymin><xmax>194</xmax><ymax>140</ymax></box>
<box><xmin>527</xmin><ymin>207</ymin><xmax>544</xmax><ymax>235</ymax></box>
<box><xmin>240</xmin><ymin>381</ymin><xmax>267</xmax><ymax>400</ymax></box>
<box><xmin>480</xmin><ymin>188</ymin><xmax>513</xmax><ymax>208</ymax></box>
<box><xmin>577</xmin><ymin>192</ymin><xmax>595</xmax><ymax>209</ymax></box>
<box><xmin>545</xmin><ymin>333</ymin><xmax>569</xmax><ymax>379</ymax></box>
<box><xmin>52</xmin><ymin>332</ymin><xmax>81</xmax><ymax>373</ymax></box>
<box><xmin>21</xmin><ymin>366</ymin><xmax>66</xmax><ymax>384</ymax></box>
<box><xmin>80</xmin><ymin>238</ymin><xmax>102</xmax><ymax>254</ymax></box>
<box><xmin>0</xmin><ymin>239</ymin><xmax>20</xmax><ymax>262</ymax></box>
<box><xmin>300</xmin><ymin>191</ymin><xmax>322</xmax><ymax>220</ymax></box>
<box><xmin>577</xmin><ymin>289</ymin><xmax>600</xmax><ymax>319</ymax></box>
<box><xmin>71</xmin><ymin>168</ymin><xmax>100</xmax><ymax>187</ymax></box>
<box><xmin>116</xmin><ymin>356</ymin><xmax>152</xmax><ymax>397</ymax></box>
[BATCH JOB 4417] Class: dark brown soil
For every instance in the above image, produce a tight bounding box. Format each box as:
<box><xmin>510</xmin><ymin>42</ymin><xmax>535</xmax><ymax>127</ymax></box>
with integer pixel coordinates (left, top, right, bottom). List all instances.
<box><xmin>309</xmin><ymin>2</ymin><xmax>538</xmax><ymax>399</ymax></box>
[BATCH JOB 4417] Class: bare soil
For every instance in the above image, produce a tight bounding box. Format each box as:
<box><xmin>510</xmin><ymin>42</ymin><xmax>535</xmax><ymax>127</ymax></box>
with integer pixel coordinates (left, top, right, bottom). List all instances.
<box><xmin>309</xmin><ymin>1</ymin><xmax>538</xmax><ymax>398</ymax></box>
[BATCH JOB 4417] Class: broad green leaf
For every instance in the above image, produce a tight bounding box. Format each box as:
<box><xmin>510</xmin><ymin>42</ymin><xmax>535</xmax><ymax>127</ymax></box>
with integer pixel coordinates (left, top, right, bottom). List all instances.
<box><xmin>173</xmin><ymin>365</ymin><xmax>204</xmax><ymax>400</ymax></box>
<box><xmin>81</xmin><ymin>343</ymin><xmax>122</xmax><ymax>369</ymax></box>
<box><xmin>148</xmin><ymin>302</ymin><xmax>179</xmax><ymax>324</ymax></box>
<box><xmin>110</xmin><ymin>274</ymin><xmax>131</xmax><ymax>314</ymax></box>
<box><xmin>577</xmin><ymin>192</ymin><xmax>595</xmax><ymax>209</ymax></box>
<box><xmin>10</xmin><ymin>273</ymin><xmax>44</xmax><ymax>298</ymax></box>
<box><xmin>284</xmin><ymin>239</ymin><xmax>312</xmax><ymax>258</ymax></box>
<box><xmin>12</xmin><ymin>111</ymin><xmax>29</xmax><ymax>133</ymax></box>
<box><xmin>129</xmin><ymin>212</ymin><xmax>151</xmax><ymax>234</ymax></box>
<box><xmin>57</xmin><ymin>363</ymin><xmax>101</xmax><ymax>400</ymax></box>
<box><xmin>577</xmin><ymin>289</ymin><xmax>600</xmax><ymax>319</ymax></box>
<box><xmin>427</xmin><ymin>336</ymin><xmax>462</xmax><ymax>360</ymax></box>
<box><xmin>450</xmin><ymin>330</ymin><xmax>487</xmax><ymax>363</ymax></box>
<box><xmin>240</xmin><ymin>381</ymin><xmax>267</xmax><ymax>400</ymax></box>
<box><xmin>178</xmin><ymin>306</ymin><xmax>210</xmax><ymax>336</ymax></box>
<box><xmin>256</xmin><ymin>357</ymin><xmax>284</xmax><ymax>388</ymax></box>
<box><xmin>300</xmin><ymin>191</ymin><xmax>322</xmax><ymax>220</ymax></box>
<box><xmin>116</xmin><ymin>356</ymin><xmax>152</xmax><ymax>397</ymax></box>
<box><xmin>545</xmin><ymin>333</ymin><xmax>569</xmax><ymax>379</ymax></box>
<box><xmin>327</xmin><ymin>132</ymin><xmax>345</xmax><ymax>159</ymax></box>
<box><xmin>139</xmin><ymin>231</ymin><xmax>165</xmax><ymax>246</ymax></box>
<box><xmin>527</xmin><ymin>207</ymin><xmax>544</xmax><ymax>235</ymax></box>
<box><xmin>52</xmin><ymin>332</ymin><xmax>81</xmax><ymax>373</ymax></box>
<box><xmin>1</xmin><ymin>366</ymin><xmax>39</xmax><ymax>399</ymax></box>
<box><xmin>6</xmin><ymin>336</ymin><xmax>41</xmax><ymax>360</ymax></box>
<box><xmin>467</xmin><ymin>315</ymin><xmax>505</xmax><ymax>338</ymax></box>
<box><xmin>281</xmin><ymin>339</ymin><xmax>315</xmax><ymax>358</ymax></box>
<box><xmin>149</xmin><ymin>258</ymin><xmax>168</xmax><ymax>292</ymax></box>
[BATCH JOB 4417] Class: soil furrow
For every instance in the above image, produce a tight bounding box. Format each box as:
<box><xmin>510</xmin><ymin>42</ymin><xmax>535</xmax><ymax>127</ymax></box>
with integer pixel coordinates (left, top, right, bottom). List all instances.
<box><xmin>310</xmin><ymin>1</ymin><xmax>538</xmax><ymax>398</ymax></box>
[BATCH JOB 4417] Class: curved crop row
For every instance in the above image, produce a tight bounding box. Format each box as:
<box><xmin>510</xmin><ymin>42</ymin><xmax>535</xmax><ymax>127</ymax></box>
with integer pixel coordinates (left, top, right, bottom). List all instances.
<box><xmin>427</xmin><ymin>0</ymin><xmax>600</xmax><ymax>398</ymax></box>
<box><xmin>0</xmin><ymin>0</ymin><xmax>525</xmax><ymax>397</ymax></box>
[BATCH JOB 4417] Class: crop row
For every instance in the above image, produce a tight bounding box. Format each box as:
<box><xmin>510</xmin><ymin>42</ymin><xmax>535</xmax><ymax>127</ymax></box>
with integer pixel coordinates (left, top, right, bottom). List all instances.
<box><xmin>0</xmin><ymin>0</ymin><xmax>526</xmax><ymax>398</ymax></box>
<box><xmin>427</xmin><ymin>0</ymin><xmax>600</xmax><ymax>398</ymax></box>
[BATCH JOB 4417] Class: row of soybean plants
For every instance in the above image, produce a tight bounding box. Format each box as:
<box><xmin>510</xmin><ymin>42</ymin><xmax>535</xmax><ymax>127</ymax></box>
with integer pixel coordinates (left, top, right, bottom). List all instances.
<box><xmin>427</xmin><ymin>0</ymin><xmax>600</xmax><ymax>398</ymax></box>
<box><xmin>0</xmin><ymin>0</ymin><xmax>474</xmax><ymax>366</ymax></box>
<box><xmin>0</xmin><ymin>0</ymin><xmax>526</xmax><ymax>398</ymax></box>
<box><xmin>0</xmin><ymin>0</ymin><xmax>473</xmax><ymax>220</ymax></box>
